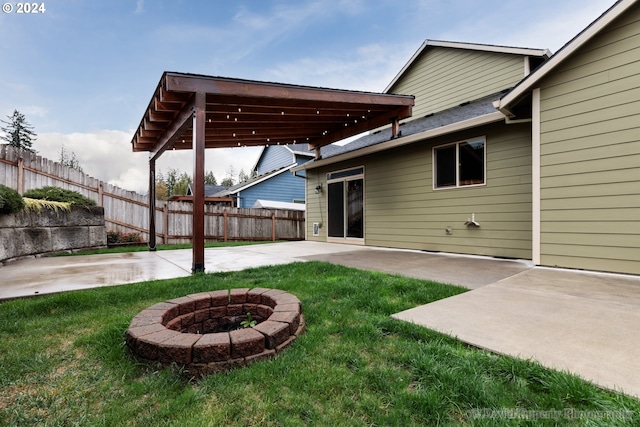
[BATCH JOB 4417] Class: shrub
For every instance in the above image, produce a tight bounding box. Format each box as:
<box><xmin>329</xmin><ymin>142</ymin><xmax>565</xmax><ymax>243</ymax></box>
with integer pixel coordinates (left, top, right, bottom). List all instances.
<box><xmin>23</xmin><ymin>186</ymin><xmax>96</xmax><ymax>206</ymax></box>
<box><xmin>107</xmin><ymin>231</ymin><xmax>142</xmax><ymax>245</ymax></box>
<box><xmin>0</xmin><ymin>184</ymin><xmax>25</xmax><ymax>214</ymax></box>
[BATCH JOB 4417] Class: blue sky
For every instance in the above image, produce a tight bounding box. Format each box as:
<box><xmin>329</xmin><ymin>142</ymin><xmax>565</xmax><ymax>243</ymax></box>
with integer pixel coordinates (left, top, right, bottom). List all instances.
<box><xmin>0</xmin><ymin>0</ymin><xmax>616</xmax><ymax>192</ymax></box>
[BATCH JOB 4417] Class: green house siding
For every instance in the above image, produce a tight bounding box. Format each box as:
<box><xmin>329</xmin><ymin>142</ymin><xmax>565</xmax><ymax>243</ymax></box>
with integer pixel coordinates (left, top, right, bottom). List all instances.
<box><xmin>306</xmin><ymin>169</ymin><xmax>329</xmax><ymax>241</ymax></box>
<box><xmin>389</xmin><ymin>47</ymin><xmax>525</xmax><ymax>118</ymax></box>
<box><xmin>306</xmin><ymin>122</ymin><xmax>532</xmax><ymax>258</ymax></box>
<box><xmin>538</xmin><ymin>3</ymin><xmax>640</xmax><ymax>275</ymax></box>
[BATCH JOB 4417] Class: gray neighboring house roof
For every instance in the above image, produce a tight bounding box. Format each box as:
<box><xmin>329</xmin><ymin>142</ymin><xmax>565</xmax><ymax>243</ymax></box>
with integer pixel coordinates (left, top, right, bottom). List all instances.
<box><xmin>213</xmin><ymin>165</ymin><xmax>295</xmax><ymax>196</ymax></box>
<box><xmin>315</xmin><ymin>91</ymin><xmax>505</xmax><ymax>161</ymax></box>
<box><xmin>186</xmin><ymin>183</ymin><xmax>230</xmax><ymax>197</ymax></box>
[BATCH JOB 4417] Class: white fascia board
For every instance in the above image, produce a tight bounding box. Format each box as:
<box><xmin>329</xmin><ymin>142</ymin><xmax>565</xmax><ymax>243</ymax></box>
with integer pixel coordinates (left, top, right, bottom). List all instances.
<box><xmin>497</xmin><ymin>0</ymin><xmax>636</xmax><ymax>111</ymax></box>
<box><xmin>384</xmin><ymin>39</ymin><xmax>551</xmax><ymax>93</ymax></box>
<box><xmin>427</xmin><ymin>40</ymin><xmax>550</xmax><ymax>57</ymax></box>
<box><xmin>251</xmin><ymin>146</ymin><xmax>268</xmax><ymax>172</ymax></box>
<box><xmin>230</xmin><ymin>163</ymin><xmax>297</xmax><ymax>193</ymax></box>
<box><xmin>292</xmin><ymin>111</ymin><xmax>505</xmax><ymax>172</ymax></box>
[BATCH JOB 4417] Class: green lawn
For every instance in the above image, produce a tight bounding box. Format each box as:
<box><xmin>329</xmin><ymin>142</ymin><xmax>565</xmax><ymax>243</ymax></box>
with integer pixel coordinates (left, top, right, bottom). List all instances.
<box><xmin>0</xmin><ymin>262</ymin><xmax>637</xmax><ymax>426</ymax></box>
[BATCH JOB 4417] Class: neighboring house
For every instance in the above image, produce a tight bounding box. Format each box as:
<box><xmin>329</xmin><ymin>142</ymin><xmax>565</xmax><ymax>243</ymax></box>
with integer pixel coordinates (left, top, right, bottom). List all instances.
<box><xmin>294</xmin><ymin>0</ymin><xmax>640</xmax><ymax>276</ymax></box>
<box><xmin>174</xmin><ymin>183</ymin><xmax>233</xmax><ymax>205</ymax></box>
<box><xmin>186</xmin><ymin>184</ymin><xmax>229</xmax><ymax>197</ymax></box>
<box><xmin>215</xmin><ymin>164</ymin><xmax>305</xmax><ymax>209</ymax></box>
<box><xmin>215</xmin><ymin>144</ymin><xmax>314</xmax><ymax>208</ymax></box>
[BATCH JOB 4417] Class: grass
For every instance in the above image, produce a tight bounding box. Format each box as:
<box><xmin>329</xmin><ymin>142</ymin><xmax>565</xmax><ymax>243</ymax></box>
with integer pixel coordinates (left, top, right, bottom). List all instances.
<box><xmin>0</xmin><ymin>262</ymin><xmax>638</xmax><ymax>426</ymax></box>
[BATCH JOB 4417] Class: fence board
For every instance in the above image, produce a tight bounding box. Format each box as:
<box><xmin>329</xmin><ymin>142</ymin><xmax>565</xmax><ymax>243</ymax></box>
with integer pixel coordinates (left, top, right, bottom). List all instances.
<box><xmin>0</xmin><ymin>145</ymin><xmax>305</xmax><ymax>243</ymax></box>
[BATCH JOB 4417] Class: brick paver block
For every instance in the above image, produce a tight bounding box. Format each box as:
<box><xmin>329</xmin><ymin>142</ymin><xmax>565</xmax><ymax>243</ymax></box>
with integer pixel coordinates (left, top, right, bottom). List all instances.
<box><xmin>273</xmin><ymin>303</ymin><xmax>300</xmax><ymax>313</ymax></box>
<box><xmin>193</xmin><ymin>332</ymin><xmax>231</xmax><ymax>363</ymax></box>
<box><xmin>247</xmin><ymin>287</ymin><xmax>271</xmax><ymax>304</ymax></box>
<box><xmin>229</xmin><ymin>288</ymin><xmax>250</xmax><ymax>304</ymax></box>
<box><xmin>129</xmin><ymin>314</ymin><xmax>164</xmax><ymax>328</ymax></box>
<box><xmin>268</xmin><ymin>311</ymin><xmax>301</xmax><ymax>335</ymax></box>
<box><xmin>257</xmin><ymin>304</ymin><xmax>274</xmax><ymax>319</ymax></box>
<box><xmin>125</xmin><ymin>323</ymin><xmax>166</xmax><ymax>349</ymax></box>
<box><xmin>135</xmin><ymin>329</ymin><xmax>181</xmax><ymax>361</ymax></box>
<box><xmin>187</xmin><ymin>292</ymin><xmax>212</xmax><ymax>310</ymax></box>
<box><xmin>226</xmin><ymin>304</ymin><xmax>245</xmax><ymax>316</ymax></box>
<box><xmin>194</xmin><ymin>309</ymin><xmax>209</xmax><ymax>323</ymax></box>
<box><xmin>157</xmin><ymin>333</ymin><xmax>201</xmax><ymax>364</ymax></box>
<box><xmin>253</xmin><ymin>320</ymin><xmax>290</xmax><ymax>349</ymax></box>
<box><xmin>209</xmin><ymin>290</ymin><xmax>230</xmax><ymax>306</ymax></box>
<box><xmin>229</xmin><ymin>328</ymin><xmax>265</xmax><ymax>358</ymax></box>
<box><xmin>169</xmin><ymin>296</ymin><xmax>196</xmax><ymax>315</ymax></box>
<box><xmin>146</xmin><ymin>302</ymin><xmax>180</xmax><ymax>322</ymax></box>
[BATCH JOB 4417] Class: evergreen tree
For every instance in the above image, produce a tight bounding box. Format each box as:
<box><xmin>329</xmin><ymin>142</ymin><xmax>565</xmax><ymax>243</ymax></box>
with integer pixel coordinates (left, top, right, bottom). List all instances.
<box><xmin>204</xmin><ymin>170</ymin><xmax>218</xmax><ymax>185</ymax></box>
<box><xmin>0</xmin><ymin>110</ymin><xmax>37</xmax><ymax>152</ymax></box>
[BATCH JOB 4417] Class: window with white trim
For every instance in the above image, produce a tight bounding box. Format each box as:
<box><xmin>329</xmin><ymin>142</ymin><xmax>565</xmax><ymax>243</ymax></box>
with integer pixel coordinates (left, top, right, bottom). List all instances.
<box><xmin>433</xmin><ymin>137</ymin><xmax>485</xmax><ymax>189</ymax></box>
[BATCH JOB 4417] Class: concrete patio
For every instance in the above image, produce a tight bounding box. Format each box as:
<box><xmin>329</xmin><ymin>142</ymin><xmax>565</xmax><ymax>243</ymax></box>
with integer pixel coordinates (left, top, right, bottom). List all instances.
<box><xmin>1</xmin><ymin>241</ymin><xmax>639</xmax><ymax>399</ymax></box>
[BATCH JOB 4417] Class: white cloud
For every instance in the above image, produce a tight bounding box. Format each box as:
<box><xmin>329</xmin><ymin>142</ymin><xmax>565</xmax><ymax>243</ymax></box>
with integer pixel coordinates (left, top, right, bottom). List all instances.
<box><xmin>265</xmin><ymin>42</ymin><xmax>415</xmax><ymax>92</ymax></box>
<box><xmin>36</xmin><ymin>130</ymin><xmax>261</xmax><ymax>194</ymax></box>
<box><xmin>134</xmin><ymin>0</ymin><xmax>144</xmax><ymax>15</ymax></box>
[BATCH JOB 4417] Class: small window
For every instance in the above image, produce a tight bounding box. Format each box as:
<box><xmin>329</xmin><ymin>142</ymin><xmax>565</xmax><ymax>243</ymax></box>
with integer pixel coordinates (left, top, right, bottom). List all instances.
<box><xmin>433</xmin><ymin>137</ymin><xmax>485</xmax><ymax>189</ymax></box>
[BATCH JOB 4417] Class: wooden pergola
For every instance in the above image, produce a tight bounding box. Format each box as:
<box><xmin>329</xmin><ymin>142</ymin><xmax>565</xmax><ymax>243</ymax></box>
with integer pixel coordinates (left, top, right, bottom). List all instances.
<box><xmin>131</xmin><ymin>72</ymin><xmax>414</xmax><ymax>273</ymax></box>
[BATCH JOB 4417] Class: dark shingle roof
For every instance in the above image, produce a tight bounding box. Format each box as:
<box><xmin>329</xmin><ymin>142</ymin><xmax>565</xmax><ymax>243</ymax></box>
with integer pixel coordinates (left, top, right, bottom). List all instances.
<box><xmin>319</xmin><ymin>91</ymin><xmax>504</xmax><ymax>159</ymax></box>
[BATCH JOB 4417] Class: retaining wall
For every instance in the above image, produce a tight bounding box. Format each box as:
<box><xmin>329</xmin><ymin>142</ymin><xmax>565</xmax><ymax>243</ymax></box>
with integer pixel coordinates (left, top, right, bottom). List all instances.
<box><xmin>0</xmin><ymin>206</ymin><xmax>107</xmax><ymax>262</ymax></box>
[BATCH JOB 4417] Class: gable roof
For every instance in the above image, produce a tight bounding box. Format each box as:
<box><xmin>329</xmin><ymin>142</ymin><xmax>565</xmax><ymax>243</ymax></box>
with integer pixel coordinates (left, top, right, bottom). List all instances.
<box><xmin>495</xmin><ymin>0</ymin><xmax>636</xmax><ymax>116</ymax></box>
<box><xmin>252</xmin><ymin>143</ymin><xmax>315</xmax><ymax>172</ymax></box>
<box><xmin>295</xmin><ymin>92</ymin><xmax>504</xmax><ymax>171</ymax></box>
<box><xmin>215</xmin><ymin>164</ymin><xmax>297</xmax><ymax>196</ymax></box>
<box><xmin>187</xmin><ymin>183</ymin><xmax>229</xmax><ymax>197</ymax></box>
<box><xmin>385</xmin><ymin>39</ymin><xmax>551</xmax><ymax>93</ymax></box>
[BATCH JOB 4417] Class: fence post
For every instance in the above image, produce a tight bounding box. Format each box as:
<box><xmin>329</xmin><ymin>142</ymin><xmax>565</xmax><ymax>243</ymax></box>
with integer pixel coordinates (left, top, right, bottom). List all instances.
<box><xmin>17</xmin><ymin>157</ymin><xmax>24</xmax><ymax>194</ymax></box>
<box><xmin>271</xmin><ymin>212</ymin><xmax>276</xmax><ymax>241</ymax></box>
<box><xmin>98</xmin><ymin>182</ymin><xmax>104</xmax><ymax>206</ymax></box>
<box><xmin>223</xmin><ymin>210</ymin><xmax>228</xmax><ymax>242</ymax></box>
<box><xmin>163</xmin><ymin>203</ymin><xmax>169</xmax><ymax>244</ymax></box>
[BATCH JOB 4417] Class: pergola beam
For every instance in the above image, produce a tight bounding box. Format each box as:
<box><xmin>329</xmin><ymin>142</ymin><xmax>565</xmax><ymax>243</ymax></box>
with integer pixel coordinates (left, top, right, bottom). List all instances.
<box><xmin>149</xmin><ymin>97</ymin><xmax>195</xmax><ymax>162</ymax></box>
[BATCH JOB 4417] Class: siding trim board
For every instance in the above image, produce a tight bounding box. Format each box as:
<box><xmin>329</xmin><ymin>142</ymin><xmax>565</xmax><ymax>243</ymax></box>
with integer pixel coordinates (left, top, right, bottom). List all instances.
<box><xmin>532</xmin><ymin>88</ymin><xmax>541</xmax><ymax>265</ymax></box>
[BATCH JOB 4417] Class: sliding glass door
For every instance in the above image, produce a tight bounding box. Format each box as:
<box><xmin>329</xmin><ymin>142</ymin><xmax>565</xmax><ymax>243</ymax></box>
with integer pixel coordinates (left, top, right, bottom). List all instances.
<box><xmin>327</xmin><ymin>167</ymin><xmax>364</xmax><ymax>241</ymax></box>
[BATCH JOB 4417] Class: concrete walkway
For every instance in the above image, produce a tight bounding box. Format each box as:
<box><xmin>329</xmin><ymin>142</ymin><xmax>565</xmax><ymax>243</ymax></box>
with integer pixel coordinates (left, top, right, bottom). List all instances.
<box><xmin>393</xmin><ymin>267</ymin><xmax>640</xmax><ymax>399</ymax></box>
<box><xmin>1</xmin><ymin>241</ymin><xmax>639</xmax><ymax>398</ymax></box>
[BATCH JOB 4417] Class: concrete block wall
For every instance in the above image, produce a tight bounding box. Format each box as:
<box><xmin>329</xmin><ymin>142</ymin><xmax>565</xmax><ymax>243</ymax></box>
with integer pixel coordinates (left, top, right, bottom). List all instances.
<box><xmin>0</xmin><ymin>206</ymin><xmax>107</xmax><ymax>262</ymax></box>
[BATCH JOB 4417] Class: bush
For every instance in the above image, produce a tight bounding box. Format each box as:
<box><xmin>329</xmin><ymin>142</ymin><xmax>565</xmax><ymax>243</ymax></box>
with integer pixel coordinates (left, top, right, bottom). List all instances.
<box><xmin>0</xmin><ymin>184</ymin><xmax>25</xmax><ymax>214</ymax></box>
<box><xmin>107</xmin><ymin>231</ymin><xmax>142</xmax><ymax>245</ymax></box>
<box><xmin>23</xmin><ymin>186</ymin><xmax>96</xmax><ymax>206</ymax></box>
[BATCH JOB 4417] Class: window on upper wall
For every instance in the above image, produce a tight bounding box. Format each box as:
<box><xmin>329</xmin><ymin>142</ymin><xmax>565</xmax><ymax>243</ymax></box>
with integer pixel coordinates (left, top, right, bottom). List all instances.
<box><xmin>433</xmin><ymin>137</ymin><xmax>485</xmax><ymax>189</ymax></box>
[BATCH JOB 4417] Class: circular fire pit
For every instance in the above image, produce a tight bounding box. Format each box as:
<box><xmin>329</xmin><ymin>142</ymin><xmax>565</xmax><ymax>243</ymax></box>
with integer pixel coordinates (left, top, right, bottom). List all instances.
<box><xmin>125</xmin><ymin>288</ymin><xmax>304</xmax><ymax>377</ymax></box>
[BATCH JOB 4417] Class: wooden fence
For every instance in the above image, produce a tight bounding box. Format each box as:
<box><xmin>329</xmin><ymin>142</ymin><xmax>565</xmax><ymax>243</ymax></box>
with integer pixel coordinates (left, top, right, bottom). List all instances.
<box><xmin>0</xmin><ymin>145</ymin><xmax>305</xmax><ymax>243</ymax></box>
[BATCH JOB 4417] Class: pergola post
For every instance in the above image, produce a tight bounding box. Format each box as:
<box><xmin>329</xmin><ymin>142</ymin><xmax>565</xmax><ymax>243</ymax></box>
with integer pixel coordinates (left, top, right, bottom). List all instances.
<box><xmin>148</xmin><ymin>157</ymin><xmax>157</xmax><ymax>251</ymax></box>
<box><xmin>192</xmin><ymin>92</ymin><xmax>206</xmax><ymax>273</ymax></box>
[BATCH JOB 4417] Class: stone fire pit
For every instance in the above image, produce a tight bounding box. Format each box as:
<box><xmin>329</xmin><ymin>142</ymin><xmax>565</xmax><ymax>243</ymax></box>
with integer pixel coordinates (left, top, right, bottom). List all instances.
<box><xmin>126</xmin><ymin>288</ymin><xmax>304</xmax><ymax>377</ymax></box>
